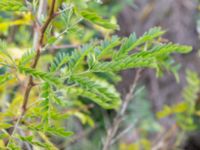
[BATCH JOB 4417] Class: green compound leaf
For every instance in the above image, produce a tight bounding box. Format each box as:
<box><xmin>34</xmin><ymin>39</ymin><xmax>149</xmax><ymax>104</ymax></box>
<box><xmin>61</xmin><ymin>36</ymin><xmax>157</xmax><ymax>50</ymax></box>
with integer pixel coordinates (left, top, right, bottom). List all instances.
<box><xmin>19</xmin><ymin>66</ymin><xmax>61</xmax><ymax>85</ymax></box>
<box><xmin>68</xmin><ymin>76</ymin><xmax>121</xmax><ymax>109</ymax></box>
<box><xmin>80</xmin><ymin>10</ymin><xmax>119</xmax><ymax>30</ymax></box>
<box><xmin>0</xmin><ymin>0</ymin><xmax>27</xmax><ymax>12</ymax></box>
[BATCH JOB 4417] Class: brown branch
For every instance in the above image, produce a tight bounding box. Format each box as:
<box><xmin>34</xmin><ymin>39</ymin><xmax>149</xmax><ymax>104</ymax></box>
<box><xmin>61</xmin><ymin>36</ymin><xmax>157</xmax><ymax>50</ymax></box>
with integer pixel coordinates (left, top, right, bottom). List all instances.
<box><xmin>6</xmin><ymin>0</ymin><xmax>57</xmax><ymax>147</ymax></box>
<box><xmin>103</xmin><ymin>69</ymin><xmax>142</xmax><ymax>150</ymax></box>
<box><xmin>45</xmin><ymin>44</ymin><xmax>80</xmax><ymax>55</ymax></box>
<box><xmin>49</xmin><ymin>44</ymin><xmax>80</xmax><ymax>50</ymax></box>
<box><xmin>22</xmin><ymin>0</ymin><xmax>57</xmax><ymax>114</ymax></box>
<box><xmin>152</xmin><ymin>124</ymin><xmax>177</xmax><ymax>150</ymax></box>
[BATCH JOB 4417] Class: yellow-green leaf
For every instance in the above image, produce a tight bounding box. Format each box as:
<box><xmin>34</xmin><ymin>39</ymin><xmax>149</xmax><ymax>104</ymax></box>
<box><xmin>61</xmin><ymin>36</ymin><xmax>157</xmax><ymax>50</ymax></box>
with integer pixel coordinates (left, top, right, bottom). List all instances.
<box><xmin>172</xmin><ymin>102</ymin><xmax>188</xmax><ymax>113</ymax></box>
<box><xmin>156</xmin><ymin>105</ymin><xmax>172</xmax><ymax>119</ymax></box>
<box><xmin>80</xmin><ymin>10</ymin><xmax>119</xmax><ymax>30</ymax></box>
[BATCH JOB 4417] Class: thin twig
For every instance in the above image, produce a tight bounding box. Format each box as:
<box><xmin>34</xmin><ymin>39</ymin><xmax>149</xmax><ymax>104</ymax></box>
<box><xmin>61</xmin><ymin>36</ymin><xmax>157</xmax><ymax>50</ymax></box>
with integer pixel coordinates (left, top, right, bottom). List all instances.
<box><xmin>45</xmin><ymin>44</ymin><xmax>79</xmax><ymax>54</ymax></box>
<box><xmin>102</xmin><ymin>69</ymin><xmax>142</xmax><ymax>150</ymax></box>
<box><xmin>5</xmin><ymin>0</ymin><xmax>57</xmax><ymax>147</ymax></box>
<box><xmin>49</xmin><ymin>44</ymin><xmax>80</xmax><ymax>50</ymax></box>
<box><xmin>33</xmin><ymin>0</ymin><xmax>47</xmax><ymax>49</ymax></box>
<box><xmin>38</xmin><ymin>132</ymin><xmax>58</xmax><ymax>150</ymax></box>
<box><xmin>18</xmin><ymin>128</ymin><xmax>33</xmax><ymax>150</ymax></box>
<box><xmin>5</xmin><ymin>115</ymin><xmax>22</xmax><ymax>147</ymax></box>
<box><xmin>152</xmin><ymin>124</ymin><xmax>177</xmax><ymax>150</ymax></box>
<box><xmin>111</xmin><ymin>123</ymin><xmax>137</xmax><ymax>145</ymax></box>
<box><xmin>22</xmin><ymin>0</ymin><xmax>57</xmax><ymax>114</ymax></box>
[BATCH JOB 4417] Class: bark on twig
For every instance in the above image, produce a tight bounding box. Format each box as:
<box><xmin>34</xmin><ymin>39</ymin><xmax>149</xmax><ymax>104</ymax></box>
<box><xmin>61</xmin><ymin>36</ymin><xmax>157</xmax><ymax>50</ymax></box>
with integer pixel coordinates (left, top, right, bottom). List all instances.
<box><xmin>6</xmin><ymin>0</ymin><xmax>57</xmax><ymax>147</ymax></box>
<box><xmin>103</xmin><ymin>69</ymin><xmax>142</xmax><ymax>150</ymax></box>
<box><xmin>22</xmin><ymin>0</ymin><xmax>57</xmax><ymax>114</ymax></box>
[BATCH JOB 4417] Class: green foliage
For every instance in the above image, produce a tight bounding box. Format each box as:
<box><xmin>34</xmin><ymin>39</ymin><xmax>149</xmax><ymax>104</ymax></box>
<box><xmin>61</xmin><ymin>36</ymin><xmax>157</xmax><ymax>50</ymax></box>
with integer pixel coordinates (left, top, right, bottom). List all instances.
<box><xmin>68</xmin><ymin>44</ymin><xmax>93</xmax><ymax>72</ymax></box>
<box><xmin>19</xmin><ymin>66</ymin><xmax>61</xmax><ymax>85</ymax></box>
<box><xmin>69</xmin><ymin>76</ymin><xmax>121</xmax><ymax>109</ymax></box>
<box><xmin>80</xmin><ymin>10</ymin><xmax>119</xmax><ymax>29</ymax></box>
<box><xmin>177</xmin><ymin>70</ymin><xmax>200</xmax><ymax>130</ymax></box>
<box><xmin>18</xmin><ymin>135</ymin><xmax>52</xmax><ymax>149</ymax></box>
<box><xmin>182</xmin><ymin>70</ymin><xmax>200</xmax><ymax>104</ymax></box>
<box><xmin>0</xmin><ymin>0</ymin><xmax>26</xmax><ymax>12</ymax></box>
<box><xmin>50</xmin><ymin>52</ymin><xmax>70</xmax><ymax>72</ymax></box>
<box><xmin>0</xmin><ymin>0</ymin><xmax>193</xmax><ymax>149</ymax></box>
<box><xmin>96</xmin><ymin>35</ymin><xmax>121</xmax><ymax>59</ymax></box>
<box><xmin>19</xmin><ymin>49</ymin><xmax>36</xmax><ymax>66</ymax></box>
<box><xmin>0</xmin><ymin>73</ymin><xmax>11</xmax><ymax>84</ymax></box>
<box><xmin>157</xmin><ymin>70</ymin><xmax>200</xmax><ymax>130</ymax></box>
<box><xmin>40</xmin><ymin>82</ymin><xmax>52</xmax><ymax>128</ymax></box>
<box><xmin>114</xmin><ymin>27</ymin><xmax>165</xmax><ymax>58</ymax></box>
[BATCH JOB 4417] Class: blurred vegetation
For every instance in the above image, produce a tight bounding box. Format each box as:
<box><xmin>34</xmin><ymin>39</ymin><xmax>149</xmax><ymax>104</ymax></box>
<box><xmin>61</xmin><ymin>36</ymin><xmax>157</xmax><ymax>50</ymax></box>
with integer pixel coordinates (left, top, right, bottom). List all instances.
<box><xmin>0</xmin><ymin>0</ymin><xmax>198</xmax><ymax>150</ymax></box>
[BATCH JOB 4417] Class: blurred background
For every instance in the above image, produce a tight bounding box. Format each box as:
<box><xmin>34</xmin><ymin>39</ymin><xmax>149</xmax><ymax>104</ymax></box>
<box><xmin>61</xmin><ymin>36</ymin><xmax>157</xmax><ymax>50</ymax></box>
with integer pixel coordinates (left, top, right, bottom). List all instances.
<box><xmin>66</xmin><ymin>0</ymin><xmax>200</xmax><ymax>149</ymax></box>
<box><xmin>74</xmin><ymin>0</ymin><xmax>200</xmax><ymax>149</ymax></box>
<box><xmin>1</xmin><ymin>0</ymin><xmax>200</xmax><ymax>149</ymax></box>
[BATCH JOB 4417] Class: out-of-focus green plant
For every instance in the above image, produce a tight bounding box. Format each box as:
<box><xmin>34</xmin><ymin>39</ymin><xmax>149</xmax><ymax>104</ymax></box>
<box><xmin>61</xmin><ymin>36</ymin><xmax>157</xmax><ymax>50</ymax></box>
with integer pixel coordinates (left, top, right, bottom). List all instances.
<box><xmin>119</xmin><ymin>139</ymin><xmax>151</xmax><ymax>150</ymax></box>
<box><xmin>118</xmin><ymin>87</ymin><xmax>160</xmax><ymax>150</ymax></box>
<box><xmin>157</xmin><ymin>70</ymin><xmax>200</xmax><ymax>131</ymax></box>
<box><xmin>0</xmin><ymin>0</ymin><xmax>192</xmax><ymax>149</ymax></box>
